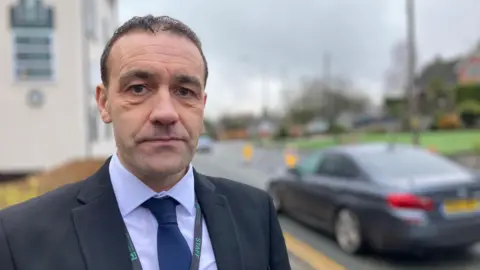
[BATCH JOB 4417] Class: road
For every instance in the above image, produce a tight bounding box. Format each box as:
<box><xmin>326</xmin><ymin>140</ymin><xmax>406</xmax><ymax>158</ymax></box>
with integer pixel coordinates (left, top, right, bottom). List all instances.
<box><xmin>192</xmin><ymin>141</ymin><xmax>480</xmax><ymax>270</ymax></box>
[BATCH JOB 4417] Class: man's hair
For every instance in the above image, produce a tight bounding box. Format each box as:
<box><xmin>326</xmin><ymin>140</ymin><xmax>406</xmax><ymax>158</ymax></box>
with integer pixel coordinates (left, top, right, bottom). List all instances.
<box><xmin>100</xmin><ymin>15</ymin><xmax>208</xmax><ymax>87</ymax></box>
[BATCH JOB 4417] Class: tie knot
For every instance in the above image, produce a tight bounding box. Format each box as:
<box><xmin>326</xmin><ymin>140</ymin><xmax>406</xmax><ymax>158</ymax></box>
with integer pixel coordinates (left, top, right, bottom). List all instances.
<box><xmin>142</xmin><ymin>197</ymin><xmax>179</xmax><ymax>225</ymax></box>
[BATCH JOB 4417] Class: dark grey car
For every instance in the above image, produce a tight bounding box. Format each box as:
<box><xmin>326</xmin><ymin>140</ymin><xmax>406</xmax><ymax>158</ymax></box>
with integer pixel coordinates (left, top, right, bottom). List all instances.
<box><xmin>267</xmin><ymin>143</ymin><xmax>480</xmax><ymax>255</ymax></box>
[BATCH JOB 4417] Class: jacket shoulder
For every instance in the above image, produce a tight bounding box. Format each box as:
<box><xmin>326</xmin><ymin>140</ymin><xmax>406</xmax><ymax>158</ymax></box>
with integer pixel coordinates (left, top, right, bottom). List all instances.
<box><xmin>204</xmin><ymin>174</ymin><xmax>271</xmax><ymax>209</ymax></box>
<box><xmin>210</xmin><ymin>174</ymin><xmax>268</xmax><ymax>194</ymax></box>
<box><xmin>0</xmin><ymin>179</ymin><xmax>86</xmax><ymax>226</ymax></box>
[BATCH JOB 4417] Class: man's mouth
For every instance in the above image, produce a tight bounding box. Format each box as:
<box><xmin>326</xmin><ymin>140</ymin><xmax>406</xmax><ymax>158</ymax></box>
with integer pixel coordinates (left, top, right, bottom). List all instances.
<box><xmin>139</xmin><ymin>137</ymin><xmax>184</xmax><ymax>145</ymax></box>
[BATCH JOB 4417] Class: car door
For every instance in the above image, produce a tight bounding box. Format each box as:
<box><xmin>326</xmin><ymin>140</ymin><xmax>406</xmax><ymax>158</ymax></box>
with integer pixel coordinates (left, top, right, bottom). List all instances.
<box><xmin>285</xmin><ymin>151</ymin><xmax>326</xmax><ymax>222</ymax></box>
<box><xmin>302</xmin><ymin>153</ymin><xmax>362</xmax><ymax>229</ymax></box>
<box><xmin>319</xmin><ymin>155</ymin><xmax>363</xmax><ymax>224</ymax></box>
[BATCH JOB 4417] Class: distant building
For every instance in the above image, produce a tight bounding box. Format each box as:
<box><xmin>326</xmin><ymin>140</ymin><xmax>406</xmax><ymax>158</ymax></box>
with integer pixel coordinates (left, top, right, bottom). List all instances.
<box><xmin>415</xmin><ymin>43</ymin><xmax>480</xmax><ymax>94</ymax></box>
<box><xmin>247</xmin><ymin>115</ymin><xmax>280</xmax><ymax>138</ymax></box>
<box><xmin>456</xmin><ymin>42</ymin><xmax>480</xmax><ymax>85</ymax></box>
<box><xmin>0</xmin><ymin>0</ymin><xmax>118</xmax><ymax>175</ymax></box>
<box><xmin>415</xmin><ymin>57</ymin><xmax>459</xmax><ymax>93</ymax></box>
<box><xmin>304</xmin><ymin>118</ymin><xmax>328</xmax><ymax>135</ymax></box>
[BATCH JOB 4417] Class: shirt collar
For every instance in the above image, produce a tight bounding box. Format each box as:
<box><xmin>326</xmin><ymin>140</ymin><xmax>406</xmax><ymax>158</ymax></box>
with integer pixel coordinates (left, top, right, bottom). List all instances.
<box><xmin>109</xmin><ymin>153</ymin><xmax>196</xmax><ymax>217</ymax></box>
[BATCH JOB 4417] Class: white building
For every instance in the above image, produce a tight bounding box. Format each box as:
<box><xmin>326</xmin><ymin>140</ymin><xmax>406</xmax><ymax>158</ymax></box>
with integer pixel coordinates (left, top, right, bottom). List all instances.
<box><xmin>0</xmin><ymin>0</ymin><xmax>118</xmax><ymax>176</ymax></box>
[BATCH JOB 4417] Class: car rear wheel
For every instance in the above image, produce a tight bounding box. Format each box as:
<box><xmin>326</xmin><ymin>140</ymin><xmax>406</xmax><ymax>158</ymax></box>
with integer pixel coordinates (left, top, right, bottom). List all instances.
<box><xmin>334</xmin><ymin>208</ymin><xmax>364</xmax><ymax>254</ymax></box>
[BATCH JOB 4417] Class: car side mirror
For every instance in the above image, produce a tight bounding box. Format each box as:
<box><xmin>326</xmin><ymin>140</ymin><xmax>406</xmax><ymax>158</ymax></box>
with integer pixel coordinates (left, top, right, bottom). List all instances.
<box><xmin>287</xmin><ymin>167</ymin><xmax>301</xmax><ymax>178</ymax></box>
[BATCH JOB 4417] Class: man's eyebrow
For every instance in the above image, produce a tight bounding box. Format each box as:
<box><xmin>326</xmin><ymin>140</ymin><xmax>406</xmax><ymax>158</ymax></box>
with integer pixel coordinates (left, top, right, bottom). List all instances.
<box><xmin>119</xmin><ymin>70</ymin><xmax>156</xmax><ymax>84</ymax></box>
<box><xmin>174</xmin><ymin>74</ymin><xmax>203</xmax><ymax>88</ymax></box>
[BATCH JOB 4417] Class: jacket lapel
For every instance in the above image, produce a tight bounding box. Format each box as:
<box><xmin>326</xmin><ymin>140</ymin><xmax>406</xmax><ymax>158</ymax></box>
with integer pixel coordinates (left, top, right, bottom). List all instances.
<box><xmin>72</xmin><ymin>158</ymin><xmax>132</xmax><ymax>270</ymax></box>
<box><xmin>194</xmin><ymin>170</ymin><xmax>244</xmax><ymax>270</ymax></box>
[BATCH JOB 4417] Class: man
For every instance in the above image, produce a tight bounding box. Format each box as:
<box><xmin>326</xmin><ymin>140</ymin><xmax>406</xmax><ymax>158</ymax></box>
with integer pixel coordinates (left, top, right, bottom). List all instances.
<box><xmin>0</xmin><ymin>15</ymin><xmax>290</xmax><ymax>270</ymax></box>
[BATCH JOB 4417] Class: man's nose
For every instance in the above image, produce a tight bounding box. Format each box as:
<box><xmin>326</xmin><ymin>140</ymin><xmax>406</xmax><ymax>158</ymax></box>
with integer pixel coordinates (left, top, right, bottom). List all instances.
<box><xmin>149</xmin><ymin>90</ymin><xmax>180</xmax><ymax>125</ymax></box>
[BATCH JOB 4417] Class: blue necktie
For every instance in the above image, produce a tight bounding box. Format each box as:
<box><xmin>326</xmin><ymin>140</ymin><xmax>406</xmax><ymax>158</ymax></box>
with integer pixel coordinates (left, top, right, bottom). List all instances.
<box><xmin>143</xmin><ymin>197</ymin><xmax>192</xmax><ymax>270</ymax></box>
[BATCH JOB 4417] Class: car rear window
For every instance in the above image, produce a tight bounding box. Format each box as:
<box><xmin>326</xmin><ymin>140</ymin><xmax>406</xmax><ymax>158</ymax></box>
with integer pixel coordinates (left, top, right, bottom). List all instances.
<box><xmin>355</xmin><ymin>147</ymin><xmax>467</xmax><ymax>180</ymax></box>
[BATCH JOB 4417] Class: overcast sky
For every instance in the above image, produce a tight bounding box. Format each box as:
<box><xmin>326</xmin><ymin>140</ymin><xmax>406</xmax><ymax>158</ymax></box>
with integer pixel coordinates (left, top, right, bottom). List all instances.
<box><xmin>118</xmin><ymin>0</ymin><xmax>480</xmax><ymax>120</ymax></box>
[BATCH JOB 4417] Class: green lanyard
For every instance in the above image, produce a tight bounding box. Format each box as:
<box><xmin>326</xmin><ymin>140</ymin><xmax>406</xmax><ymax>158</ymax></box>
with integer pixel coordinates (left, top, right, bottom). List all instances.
<box><xmin>126</xmin><ymin>199</ymin><xmax>203</xmax><ymax>270</ymax></box>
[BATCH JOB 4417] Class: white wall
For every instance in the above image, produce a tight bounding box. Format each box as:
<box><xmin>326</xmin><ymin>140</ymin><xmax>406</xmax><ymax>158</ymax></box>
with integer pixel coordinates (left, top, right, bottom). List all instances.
<box><xmin>86</xmin><ymin>0</ymin><xmax>118</xmax><ymax>158</ymax></box>
<box><xmin>0</xmin><ymin>0</ymin><xmax>87</xmax><ymax>172</ymax></box>
<box><xmin>0</xmin><ymin>0</ymin><xmax>118</xmax><ymax>173</ymax></box>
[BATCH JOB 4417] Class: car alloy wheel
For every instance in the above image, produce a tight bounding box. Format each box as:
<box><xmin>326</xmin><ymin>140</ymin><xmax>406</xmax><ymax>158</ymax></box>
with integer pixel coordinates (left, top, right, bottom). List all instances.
<box><xmin>334</xmin><ymin>208</ymin><xmax>363</xmax><ymax>254</ymax></box>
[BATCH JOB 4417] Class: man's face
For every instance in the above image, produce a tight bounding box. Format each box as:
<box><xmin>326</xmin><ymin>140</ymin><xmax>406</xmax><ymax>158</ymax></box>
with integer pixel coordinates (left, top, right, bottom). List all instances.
<box><xmin>96</xmin><ymin>31</ymin><xmax>206</xmax><ymax>179</ymax></box>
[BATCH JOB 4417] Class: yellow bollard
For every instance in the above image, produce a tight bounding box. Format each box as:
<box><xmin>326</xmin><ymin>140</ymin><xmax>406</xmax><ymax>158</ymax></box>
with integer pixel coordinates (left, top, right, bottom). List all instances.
<box><xmin>284</xmin><ymin>146</ymin><xmax>298</xmax><ymax>168</ymax></box>
<box><xmin>242</xmin><ymin>143</ymin><xmax>253</xmax><ymax>164</ymax></box>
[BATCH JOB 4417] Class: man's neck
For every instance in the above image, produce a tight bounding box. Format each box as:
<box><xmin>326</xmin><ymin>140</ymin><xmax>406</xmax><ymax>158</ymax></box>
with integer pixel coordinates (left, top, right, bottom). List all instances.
<box><xmin>116</xmin><ymin>154</ymin><xmax>189</xmax><ymax>192</ymax></box>
<box><xmin>140</xmin><ymin>168</ymin><xmax>188</xmax><ymax>192</ymax></box>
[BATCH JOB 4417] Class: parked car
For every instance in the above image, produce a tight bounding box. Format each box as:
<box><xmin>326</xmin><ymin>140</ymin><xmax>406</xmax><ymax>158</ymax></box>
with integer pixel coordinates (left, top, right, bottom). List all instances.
<box><xmin>197</xmin><ymin>134</ymin><xmax>213</xmax><ymax>153</ymax></box>
<box><xmin>267</xmin><ymin>143</ymin><xmax>480</xmax><ymax>255</ymax></box>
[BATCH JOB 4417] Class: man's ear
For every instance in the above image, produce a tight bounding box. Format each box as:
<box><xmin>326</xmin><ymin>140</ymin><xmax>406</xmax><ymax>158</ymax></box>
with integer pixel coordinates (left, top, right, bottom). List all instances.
<box><xmin>95</xmin><ymin>83</ymin><xmax>112</xmax><ymax>123</ymax></box>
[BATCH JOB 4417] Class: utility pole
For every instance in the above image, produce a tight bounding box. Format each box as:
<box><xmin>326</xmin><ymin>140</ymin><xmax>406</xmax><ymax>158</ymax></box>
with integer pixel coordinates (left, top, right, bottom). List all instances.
<box><xmin>406</xmin><ymin>0</ymin><xmax>420</xmax><ymax>145</ymax></box>
<box><xmin>81</xmin><ymin>0</ymin><xmax>93</xmax><ymax>158</ymax></box>
<box><xmin>323</xmin><ymin>52</ymin><xmax>339</xmax><ymax>142</ymax></box>
<box><xmin>323</xmin><ymin>52</ymin><xmax>332</xmax><ymax>119</ymax></box>
<box><xmin>261</xmin><ymin>68</ymin><xmax>269</xmax><ymax>118</ymax></box>
<box><xmin>323</xmin><ymin>53</ymin><xmax>332</xmax><ymax>86</ymax></box>
<box><xmin>279</xmin><ymin>67</ymin><xmax>289</xmax><ymax>117</ymax></box>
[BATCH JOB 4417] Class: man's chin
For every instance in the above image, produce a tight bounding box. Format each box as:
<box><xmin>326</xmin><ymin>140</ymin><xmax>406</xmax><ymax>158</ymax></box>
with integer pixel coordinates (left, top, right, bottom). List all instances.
<box><xmin>140</xmin><ymin>155</ymin><xmax>188</xmax><ymax>175</ymax></box>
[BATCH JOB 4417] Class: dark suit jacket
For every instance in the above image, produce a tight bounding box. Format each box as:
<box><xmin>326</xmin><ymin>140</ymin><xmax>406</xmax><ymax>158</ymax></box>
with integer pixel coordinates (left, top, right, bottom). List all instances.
<box><xmin>0</xmin><ymin>158</ymin><xmax>291</xmax><ymax>270</ymax></box>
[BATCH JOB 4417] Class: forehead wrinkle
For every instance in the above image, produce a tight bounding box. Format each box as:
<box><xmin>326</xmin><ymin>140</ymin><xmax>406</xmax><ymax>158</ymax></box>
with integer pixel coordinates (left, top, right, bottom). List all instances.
<box><xmin>109</xmin><ymin>33</ymin><xmax>205</xmax><ymax>84</ymax></box>
<box><xmin>116</xmin><ymin>59</ymin><xmax>202</xmax><ymax>79</ymax></box>
<box><xmin>115</xmin><ymin>32</ymin><xmax>203</xmax><ymax>65</ymax></box>
<box><xmin>122</xmin><ymin>43</ymin><xmax>201</xmax><ymax>63</ymax></box>
<box><xmin>119</xmin><ymin>50</ymin><xmax>201</xmax><ymax>69</ymax></box>
<box><xmin>114</xmin><ymin>49</ymin><xmax>203</xmax><ymax>80</ymax></box>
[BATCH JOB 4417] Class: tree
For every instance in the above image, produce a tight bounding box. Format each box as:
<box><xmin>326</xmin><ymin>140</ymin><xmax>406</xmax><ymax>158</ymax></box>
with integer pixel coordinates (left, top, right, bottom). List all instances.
<box><xmin>203</xmin><ymin>118</ymin><xmax>217</xmax><ymax>138</ymax></box>
<box><xmin>426</xmin><ymin>78</ymin><xmax>453</xmax><ymax>113</ymax></box>
<box><xmin>455</xmin><ymin>84</ymin><xmax>480</xmax><ymax>128</ymax></box>
<box><xmin>218</xmin><ymin>113</ymin><xmax>254</xmax><ymax>130</ymax></box>
<box><xmin>458</xmin><ymin>100</ymin><xmax>480</xmax><ymax>128</ymax></box>
<box><xmin>285</xmin><ymin>76</ymin><xmax>371</xmax><ymax>126</ymax></box>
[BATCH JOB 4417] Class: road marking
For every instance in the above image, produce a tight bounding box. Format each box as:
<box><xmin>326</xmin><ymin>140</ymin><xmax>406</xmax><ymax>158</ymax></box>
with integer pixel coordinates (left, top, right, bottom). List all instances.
<box><xmin>284</xmin><ymin>232</ymin><xmax>345</xmax><ymax>270</ymax></box>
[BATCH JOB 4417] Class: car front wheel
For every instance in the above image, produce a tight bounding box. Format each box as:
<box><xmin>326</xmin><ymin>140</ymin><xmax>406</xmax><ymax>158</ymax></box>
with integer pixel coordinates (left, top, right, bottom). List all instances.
<box><xmin>334</xmin><ymin>208</ymin><xmax>364</xmax><ymax>254</ymax></box>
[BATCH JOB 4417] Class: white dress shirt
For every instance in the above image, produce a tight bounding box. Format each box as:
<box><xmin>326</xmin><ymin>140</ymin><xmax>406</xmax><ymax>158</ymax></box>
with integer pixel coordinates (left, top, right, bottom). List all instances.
<box><xmin>109</xmin><ymin>153</ymin><xmax>218</xmax><ymax>270</ymax></box>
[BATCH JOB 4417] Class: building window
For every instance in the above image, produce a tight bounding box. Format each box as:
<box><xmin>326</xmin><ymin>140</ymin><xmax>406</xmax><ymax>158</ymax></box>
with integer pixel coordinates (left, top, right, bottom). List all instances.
<box><xmin>102</xmin><ymin>18</ymin><xmax>110</xmax><ymax>44</ymax></box>
<box><xmin>107</xmin><ymin>0</ymin><xmax>116</xmax><ymax>8</ymax></box>
<box><xmin>89</xmin><ymin>108</ymin><xmax>99</xmax><ymax>142</ymax></box>
<box><xmin>90</xmin><ymin>59</ymin><xmax>101</xmax><ymax>92</ymax></box>
<box><xmin>105</xmin><ymin>123</ymin><xmax>113</xmax><ymax>139</ymax></box>
<box><xmin>13</xmin><ymin>28</ymin><xmax>54</xmax><ymax>81</ymax></box>
<box><xmin>84</xmin><ymin>0</ymin><xmax>97</xmax><ymax>40</ymax></box>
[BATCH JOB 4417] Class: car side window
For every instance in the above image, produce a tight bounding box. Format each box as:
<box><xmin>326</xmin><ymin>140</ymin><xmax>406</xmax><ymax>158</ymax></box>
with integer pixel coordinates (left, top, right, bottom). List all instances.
<box><xmin>317</xmin><ymin>154</ymin><xmax>360</xmax><ymax>179</ymax></box>
<box><xmin>296</xmin><ymin>152</ymin><xmax>325</xmax><ymax>175</ymax></box>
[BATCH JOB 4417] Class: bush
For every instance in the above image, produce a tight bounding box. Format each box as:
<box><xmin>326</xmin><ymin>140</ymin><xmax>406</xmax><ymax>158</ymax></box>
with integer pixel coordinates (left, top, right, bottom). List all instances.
<box><xmin>436</xmin><ymin>113</ymin><xmax>462</xmax><ymax>130</ymax></box>
<box><xmin>366</xmin><ymin>126</ymin><xmax>389</xmax><ymax>134</ymax></box>
<box><xmin>274</xmin><ymin>125</ymin><xmax>289</xmax><ymax>140</ymax></box>
<box><xmin>328</xmin><ymin>124</ymin><xmax>346</xmax><ymax>134</ymax></box>
<box><xmin>456</xmin><ymin>84</ymin><xmax>480</xmax><ymax>104</ymax></box>
<box><xmin>457</xmin><ymin>100</ymin><xmax>480</xmax><ymax>128</ymax></box>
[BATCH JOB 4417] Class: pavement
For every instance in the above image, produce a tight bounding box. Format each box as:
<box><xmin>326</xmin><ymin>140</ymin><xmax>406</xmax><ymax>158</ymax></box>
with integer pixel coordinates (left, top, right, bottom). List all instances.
<box><xmin>192</xmin><ymin>141</ymin><xmax>480</xmax><ymax>270</ymax></box>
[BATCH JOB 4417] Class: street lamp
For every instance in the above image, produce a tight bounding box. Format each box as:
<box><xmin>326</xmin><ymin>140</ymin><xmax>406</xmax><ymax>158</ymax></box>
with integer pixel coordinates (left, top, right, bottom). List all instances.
<box><xmin>406</xmin><ymin>0</ymin><xmax>420</xmax><ymax>145</ymax></box>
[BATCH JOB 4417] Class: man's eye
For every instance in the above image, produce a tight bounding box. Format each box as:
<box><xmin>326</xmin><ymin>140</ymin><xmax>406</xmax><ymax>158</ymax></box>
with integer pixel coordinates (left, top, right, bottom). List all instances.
<box><xmin>127</xmin><ymin>85</ymin><xmax>148</xmax><ymax>95</ymax></box>
<box><xmin>175</xmin><ymin>87</ymin><xmax>194</xmax><ymax>97</ymax></box>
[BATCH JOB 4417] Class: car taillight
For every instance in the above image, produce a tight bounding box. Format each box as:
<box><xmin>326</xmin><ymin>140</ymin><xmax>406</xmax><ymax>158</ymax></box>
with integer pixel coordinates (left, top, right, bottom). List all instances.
<box><xmin>386</xmin><ymin>193</ymin><xmax>434</xmax><ymax>211</ymax></box>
